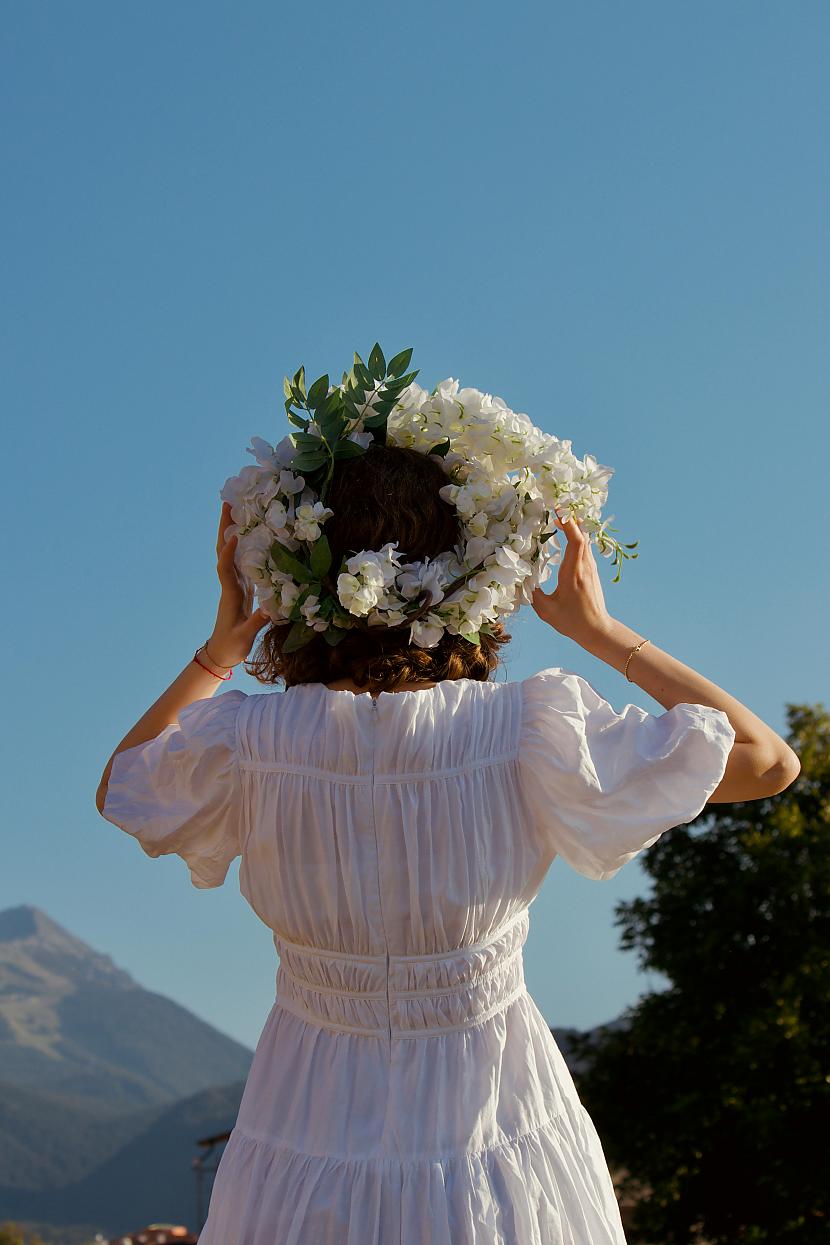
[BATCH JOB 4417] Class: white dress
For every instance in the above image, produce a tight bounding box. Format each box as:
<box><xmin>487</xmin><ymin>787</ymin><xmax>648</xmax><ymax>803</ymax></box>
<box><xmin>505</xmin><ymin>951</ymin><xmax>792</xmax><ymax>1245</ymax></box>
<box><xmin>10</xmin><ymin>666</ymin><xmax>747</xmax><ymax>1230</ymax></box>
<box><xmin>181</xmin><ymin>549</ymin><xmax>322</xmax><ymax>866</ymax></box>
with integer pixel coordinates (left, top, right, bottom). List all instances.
<box><xmin>102</xmin><ymin>667</ymin><xmax>735</xmax><ymax>1245</ymax></box>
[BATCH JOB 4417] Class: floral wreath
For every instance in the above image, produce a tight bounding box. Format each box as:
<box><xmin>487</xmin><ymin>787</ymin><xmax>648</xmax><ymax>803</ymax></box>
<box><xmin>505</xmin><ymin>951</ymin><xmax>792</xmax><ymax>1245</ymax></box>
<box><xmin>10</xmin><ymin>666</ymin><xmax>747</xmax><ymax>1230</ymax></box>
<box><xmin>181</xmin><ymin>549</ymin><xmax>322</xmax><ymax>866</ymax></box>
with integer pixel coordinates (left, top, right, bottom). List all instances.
<box><xmin>219</xmin><ymin>343</ymin><xmax>638</xmax><ymax>652</ymax></box>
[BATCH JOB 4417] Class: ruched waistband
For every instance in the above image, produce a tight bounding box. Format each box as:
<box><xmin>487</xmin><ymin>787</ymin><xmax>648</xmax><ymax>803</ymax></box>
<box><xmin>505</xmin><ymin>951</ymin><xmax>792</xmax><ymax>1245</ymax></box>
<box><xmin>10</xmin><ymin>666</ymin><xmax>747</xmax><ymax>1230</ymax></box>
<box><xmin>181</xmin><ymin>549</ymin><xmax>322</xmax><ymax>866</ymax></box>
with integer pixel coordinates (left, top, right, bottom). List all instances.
<box><xmin>273</xmin><ymin>908</ymin><xmax>529</xmax><ymax>1039</ymax></box>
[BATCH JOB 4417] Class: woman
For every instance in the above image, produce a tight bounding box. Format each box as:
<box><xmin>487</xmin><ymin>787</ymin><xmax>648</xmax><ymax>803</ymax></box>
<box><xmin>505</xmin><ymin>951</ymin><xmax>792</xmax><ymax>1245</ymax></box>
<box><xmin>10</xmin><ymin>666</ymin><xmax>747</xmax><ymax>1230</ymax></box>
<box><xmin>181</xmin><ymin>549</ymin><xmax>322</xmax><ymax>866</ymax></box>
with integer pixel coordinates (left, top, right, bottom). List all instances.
<box><xmin>96</xmin><ymin>443</ymin><xmax>800</xmax><ymax>1244</ymax></box>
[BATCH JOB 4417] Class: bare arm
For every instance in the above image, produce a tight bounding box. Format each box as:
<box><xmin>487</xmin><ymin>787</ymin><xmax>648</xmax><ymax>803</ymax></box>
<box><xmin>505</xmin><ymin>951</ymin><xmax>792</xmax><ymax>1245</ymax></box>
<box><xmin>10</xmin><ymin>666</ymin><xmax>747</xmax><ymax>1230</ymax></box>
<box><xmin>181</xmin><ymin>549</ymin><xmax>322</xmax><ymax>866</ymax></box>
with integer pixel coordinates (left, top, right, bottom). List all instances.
<box><xmin>95</xmin><ymin>501</ymin><xmax>270</xmax><ymax>815</ymax></box>
<box><xmin>532</xmin><ymin>514</ymin><xmax>800</xmax><ymax>804</ymax></box>
<box><xmin>94</xmin><ymin>656</ymin><xmax>226</xmax><ymax>814</ymax></box>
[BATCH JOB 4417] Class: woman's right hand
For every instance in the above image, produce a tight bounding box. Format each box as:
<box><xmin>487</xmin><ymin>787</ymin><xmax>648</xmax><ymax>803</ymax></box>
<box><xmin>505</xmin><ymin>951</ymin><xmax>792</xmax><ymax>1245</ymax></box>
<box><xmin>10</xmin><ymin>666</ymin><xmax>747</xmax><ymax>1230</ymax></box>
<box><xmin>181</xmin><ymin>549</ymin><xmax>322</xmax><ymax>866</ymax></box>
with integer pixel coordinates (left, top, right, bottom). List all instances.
<box><xmin>531</xmin><ymin>512</ymin><xmax>616</xmax><ymax>648</ymax></box>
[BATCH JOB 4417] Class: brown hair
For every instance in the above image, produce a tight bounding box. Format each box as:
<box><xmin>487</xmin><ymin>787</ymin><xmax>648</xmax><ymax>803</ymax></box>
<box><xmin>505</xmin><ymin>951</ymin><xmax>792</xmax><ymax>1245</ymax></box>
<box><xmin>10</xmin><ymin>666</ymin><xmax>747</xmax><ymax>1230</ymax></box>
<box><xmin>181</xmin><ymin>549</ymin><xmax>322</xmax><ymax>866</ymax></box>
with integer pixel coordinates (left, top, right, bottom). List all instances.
<box><xmin>244</xmin><ymin>442</ymin><xmax>512</xmax><ymax>693</ymax></box>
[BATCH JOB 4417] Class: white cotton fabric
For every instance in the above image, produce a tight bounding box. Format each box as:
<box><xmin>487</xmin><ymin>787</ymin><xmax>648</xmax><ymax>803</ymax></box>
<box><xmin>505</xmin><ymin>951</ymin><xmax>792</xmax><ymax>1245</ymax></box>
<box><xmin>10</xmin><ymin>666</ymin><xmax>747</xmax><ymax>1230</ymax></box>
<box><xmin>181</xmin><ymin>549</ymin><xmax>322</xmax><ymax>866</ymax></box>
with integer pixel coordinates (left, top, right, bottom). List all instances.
<box><xmin>102</xmin><ymin>668</ymin><xmax>736</xmax><ymax>1244</ymax></box>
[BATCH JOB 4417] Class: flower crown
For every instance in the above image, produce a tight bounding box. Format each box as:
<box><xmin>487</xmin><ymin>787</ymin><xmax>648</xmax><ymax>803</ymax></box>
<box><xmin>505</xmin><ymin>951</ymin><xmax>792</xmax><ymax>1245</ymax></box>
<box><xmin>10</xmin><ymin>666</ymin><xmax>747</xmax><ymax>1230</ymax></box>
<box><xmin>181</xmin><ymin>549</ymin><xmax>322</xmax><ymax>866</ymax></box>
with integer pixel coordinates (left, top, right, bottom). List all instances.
<box><xmin>219</xmin><ymin>343</ymin><xmax>638</xmax><ymax>652</ymax></box>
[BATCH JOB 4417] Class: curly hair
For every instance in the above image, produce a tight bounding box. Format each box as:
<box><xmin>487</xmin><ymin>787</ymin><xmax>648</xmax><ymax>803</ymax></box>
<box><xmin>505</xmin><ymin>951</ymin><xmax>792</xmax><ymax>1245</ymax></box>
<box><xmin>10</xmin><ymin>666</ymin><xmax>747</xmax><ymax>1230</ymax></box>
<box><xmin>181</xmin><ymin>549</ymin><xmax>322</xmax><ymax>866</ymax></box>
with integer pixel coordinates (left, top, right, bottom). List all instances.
<box><xmin>244</xmin><ymin>442</ymin><xmax>512</xmax><ymax>693</ymax></box>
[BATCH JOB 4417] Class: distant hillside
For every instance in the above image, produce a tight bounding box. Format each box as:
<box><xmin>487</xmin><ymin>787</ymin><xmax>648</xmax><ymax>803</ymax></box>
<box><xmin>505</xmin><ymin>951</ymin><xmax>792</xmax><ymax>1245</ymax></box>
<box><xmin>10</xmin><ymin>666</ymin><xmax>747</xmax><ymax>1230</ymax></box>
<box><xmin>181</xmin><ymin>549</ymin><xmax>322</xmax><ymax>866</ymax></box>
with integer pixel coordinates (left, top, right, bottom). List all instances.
<box><xmin>0</xmin><ymin>905</ymin><xmax>253</xmax><ymax>1111</ymax></box>
<box><xmin>0</xmin><ymin>1079</ymin><xmax>247</xmax><ymax>1237</ymax></box>
<box><xmin>0</xmin><ymin>1080</ymin><xmax>162</xmax><ymax>1191</ymax></box>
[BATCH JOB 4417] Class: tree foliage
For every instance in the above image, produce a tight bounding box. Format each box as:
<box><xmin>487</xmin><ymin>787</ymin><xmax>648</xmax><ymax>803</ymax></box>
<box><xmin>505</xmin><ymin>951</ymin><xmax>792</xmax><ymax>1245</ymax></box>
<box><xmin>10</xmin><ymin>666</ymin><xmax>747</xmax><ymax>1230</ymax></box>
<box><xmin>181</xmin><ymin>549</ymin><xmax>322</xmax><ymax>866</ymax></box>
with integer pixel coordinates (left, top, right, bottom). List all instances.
<box><xmin>0</xmin><ymin>1225</ymin><xmax>46</xmax><ymax>1245</ymax></box>
<box><xmin>570</xmin><ymin>702</ymin><xmax>830</xmax><ymax>1243</ymax></box>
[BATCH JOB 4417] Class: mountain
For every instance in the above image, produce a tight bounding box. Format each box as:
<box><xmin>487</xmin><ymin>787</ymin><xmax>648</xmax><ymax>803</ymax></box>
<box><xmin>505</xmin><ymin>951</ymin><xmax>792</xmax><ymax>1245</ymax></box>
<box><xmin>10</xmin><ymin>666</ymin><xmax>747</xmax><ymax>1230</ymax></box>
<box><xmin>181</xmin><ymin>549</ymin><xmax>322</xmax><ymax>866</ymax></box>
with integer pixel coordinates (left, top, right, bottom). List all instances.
<box><xmin>0</xmin><ymin>1079</ymin><xmax>246</xmax><ymax>1237</ymax></box>
<box><xmin>0</xmin><ymin>1080</ymin><xmax>163</xmax><ymax>1191</ymax></box>
<box><xmin>0</xmin><ymin>905</ymin><xmax>253</xmax><ymax>1112</ymax></box>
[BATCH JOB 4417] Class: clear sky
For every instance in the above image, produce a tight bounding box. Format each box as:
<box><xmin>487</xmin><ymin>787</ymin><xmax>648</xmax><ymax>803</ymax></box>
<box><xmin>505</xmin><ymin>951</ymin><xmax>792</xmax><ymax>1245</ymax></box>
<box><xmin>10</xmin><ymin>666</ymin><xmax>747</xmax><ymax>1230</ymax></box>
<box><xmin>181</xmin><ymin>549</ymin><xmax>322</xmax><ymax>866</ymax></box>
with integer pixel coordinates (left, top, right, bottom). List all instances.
<box><xmin>2</xmin><ymin>2</ymin><xmax>827</xmax><ymax>1052</ymax></box>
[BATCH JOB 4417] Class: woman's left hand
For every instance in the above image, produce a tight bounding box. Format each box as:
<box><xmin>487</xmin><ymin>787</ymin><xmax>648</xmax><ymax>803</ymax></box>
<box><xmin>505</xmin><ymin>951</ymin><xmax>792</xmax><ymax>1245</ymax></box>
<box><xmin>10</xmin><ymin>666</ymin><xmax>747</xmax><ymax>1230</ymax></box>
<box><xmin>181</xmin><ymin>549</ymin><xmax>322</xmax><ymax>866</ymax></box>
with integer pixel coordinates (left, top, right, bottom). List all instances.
<box><xmin>205</xmin><ymin>502</ymin><xmax>272</xmax><ymax>669</ymax></box>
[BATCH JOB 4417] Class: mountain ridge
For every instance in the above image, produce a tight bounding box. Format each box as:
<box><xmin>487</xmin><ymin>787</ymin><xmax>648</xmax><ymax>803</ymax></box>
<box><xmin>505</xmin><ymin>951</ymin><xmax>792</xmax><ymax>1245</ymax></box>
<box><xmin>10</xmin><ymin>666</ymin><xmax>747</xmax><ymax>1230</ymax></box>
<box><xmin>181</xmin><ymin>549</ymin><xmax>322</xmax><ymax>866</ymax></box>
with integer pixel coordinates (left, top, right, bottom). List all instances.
<box><xmin>0</xmin><ymin>903</ymin><xmax>254</xmax><ymax>1111</ymax></box>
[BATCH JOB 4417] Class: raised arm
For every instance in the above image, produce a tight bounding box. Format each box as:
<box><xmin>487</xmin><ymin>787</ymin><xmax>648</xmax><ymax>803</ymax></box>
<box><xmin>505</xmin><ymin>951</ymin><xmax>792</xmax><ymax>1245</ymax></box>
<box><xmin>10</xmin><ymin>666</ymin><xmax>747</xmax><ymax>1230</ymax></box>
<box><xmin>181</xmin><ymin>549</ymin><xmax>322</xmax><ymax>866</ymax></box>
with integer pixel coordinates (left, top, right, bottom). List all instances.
<box><xmin>95</xmin><ymin>502</ymin><xmax>270</xmax><ymax>814</ymax></box>
<box><xmin>531</xmin><ymin>514</ymin><xmax>800</xmax><ymax>804</ymax></box>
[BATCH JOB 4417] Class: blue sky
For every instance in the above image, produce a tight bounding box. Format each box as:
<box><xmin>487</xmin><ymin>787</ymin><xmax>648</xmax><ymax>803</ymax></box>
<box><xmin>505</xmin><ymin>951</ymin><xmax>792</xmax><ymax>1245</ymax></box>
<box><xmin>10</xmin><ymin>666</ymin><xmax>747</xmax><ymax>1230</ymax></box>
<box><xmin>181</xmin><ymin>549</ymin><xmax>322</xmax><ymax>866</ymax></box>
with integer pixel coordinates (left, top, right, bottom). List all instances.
<box><xmin>2</xmin><ymin>2</ymin><xmax>827</xmax><ymax>1052</ymax></box>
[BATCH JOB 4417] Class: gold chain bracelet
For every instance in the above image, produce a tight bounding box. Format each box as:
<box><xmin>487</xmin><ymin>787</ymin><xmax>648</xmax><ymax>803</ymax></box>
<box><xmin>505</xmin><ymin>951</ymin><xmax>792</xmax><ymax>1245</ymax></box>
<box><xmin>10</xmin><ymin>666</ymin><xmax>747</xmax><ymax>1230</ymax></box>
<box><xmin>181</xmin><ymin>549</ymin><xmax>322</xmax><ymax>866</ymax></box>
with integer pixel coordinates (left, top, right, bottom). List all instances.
<box><xmin>624</xmin><ymin>638</ymin><xmax>650</xmax><ymax>682</ymax></box>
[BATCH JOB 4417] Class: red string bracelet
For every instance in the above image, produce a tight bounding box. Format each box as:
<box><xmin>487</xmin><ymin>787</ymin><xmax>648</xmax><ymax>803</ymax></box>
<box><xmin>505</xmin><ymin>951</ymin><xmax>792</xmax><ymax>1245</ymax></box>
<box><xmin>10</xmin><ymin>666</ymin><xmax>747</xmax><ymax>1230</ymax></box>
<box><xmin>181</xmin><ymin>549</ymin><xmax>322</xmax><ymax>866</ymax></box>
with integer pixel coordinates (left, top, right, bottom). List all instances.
<box><xmin>193</xmin><ymin>642</ymin><xmax>234</xmax><ymax>681</ymax></box>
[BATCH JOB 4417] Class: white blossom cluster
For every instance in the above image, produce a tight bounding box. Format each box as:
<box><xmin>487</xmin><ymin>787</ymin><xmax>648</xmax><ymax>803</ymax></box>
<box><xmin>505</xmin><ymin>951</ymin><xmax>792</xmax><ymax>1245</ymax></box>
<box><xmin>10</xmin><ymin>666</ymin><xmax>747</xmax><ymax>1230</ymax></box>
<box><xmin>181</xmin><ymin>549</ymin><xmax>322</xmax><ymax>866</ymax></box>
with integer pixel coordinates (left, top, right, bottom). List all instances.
<box><xmin>219</xmin><ymin>376</ymin><xmax>625</xmax><ymax>649</ymax></box>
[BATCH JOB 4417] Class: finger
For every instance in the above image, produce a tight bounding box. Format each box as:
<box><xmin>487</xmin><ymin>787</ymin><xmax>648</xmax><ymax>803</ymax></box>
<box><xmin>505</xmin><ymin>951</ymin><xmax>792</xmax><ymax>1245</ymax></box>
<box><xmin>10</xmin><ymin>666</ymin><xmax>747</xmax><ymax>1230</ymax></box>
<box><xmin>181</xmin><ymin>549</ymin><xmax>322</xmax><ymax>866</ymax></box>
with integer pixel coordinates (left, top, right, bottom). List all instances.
<box><xmin>217</xmin><ymin>535</ymin><xmax>243</xmax><ymax>595</ymax></box>
<box><xmin>217</xmin><ymin>502</ymin><xmax>234</xmax><ymax>557</ymax></box>
<box><xmin>557</xmin><ymin>520</ymin><xmax>583</xmax><ymax>580</ymax></box>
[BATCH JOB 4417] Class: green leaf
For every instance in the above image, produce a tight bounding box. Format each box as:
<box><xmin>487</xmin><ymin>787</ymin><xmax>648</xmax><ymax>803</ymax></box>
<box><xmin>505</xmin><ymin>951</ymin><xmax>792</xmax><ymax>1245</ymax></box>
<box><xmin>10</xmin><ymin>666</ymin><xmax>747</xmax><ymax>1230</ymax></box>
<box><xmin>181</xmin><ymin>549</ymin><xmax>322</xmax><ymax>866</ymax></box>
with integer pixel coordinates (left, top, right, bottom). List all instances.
<box><xmin>283</xmin><ymin>376</ymin><xmax>293</xmax><ymax>400</ymax></box>
<box><xmin>287</xmin><ymin>411</ymin><xmax>309</xmax><ymax>430</ymax></box>
<box><xmin>361</xmin><ymin>411</ymin><xmax>390</xmax><ymax>428</ymax></box>
<box><xmin>319</xmin><ymin>420</ymin><xmax>344</xmax><ymax>446</ymax></box>
<box><xmin>310</xmin><ymin>533</ymin><xmax>332</xmax><ymax>577</ymax></box>
<box><xmin>293</xmin><ymin>431</ymin><xmax>323</xmax><ymax>447</ymax></box>
<box><xmin>429</xmin><ymin>438</ymin><xmax>451</xmax><ymax>457</ymax></box>
<box><xmin>318</xmin><ymin>389</ymin><xmax>343</xmax><ymax>420</ymax></box>
<box><xmin>306</xmin><ymin>374</ymin><xmax>330</xmax><ymax>408</ymax></box>
<box><xmin>332</xmin><ymin>439</ymin><xmax>366</xmax><ymax>459</ymax></box>
<box><xmin>378</xmin><ymin>376</ymin><xmax>412</xmax><ymax>399</ymax></box>
<box><xmin>368</xmin><ymin>343</ymin><xmax>386</xmax><ymax>380</ymax></box>
<box><xmin>342</xmin><ymin>393</ymin><xmax>364</xmax><ymax>418</ymax></box>
<box><xmin>282</xmin><ymin>620</ymin><xmax>316</xmax><ymax>653</ymax></box>
<box><xmin>292</xmin><ymin>366</ymin><xmax>307</xmax><ymax>399</ymax></box>
<box><xmin>323</xmin><ymin>625</ymin><xmax>349</xmax><ymax>646</ymax></box>
<box><xmin>368</xmin><ymin>398</ymin><xmax>397</xmax><ymax>418</ymax></box>
<box><xmin>270</xmin><ymin>542</ymin><xmax>314</xmax><ymax>582</ymax></box>
<box><xmin>387</xmin><ymin>347</ymin><xmax>413</xmax><ymax>378</ymax></box>
<box><xmin>354</xmin><ymin>360</ymin><xmax>373</xmax><ymax>390</ymax></box>
<box><xmin>292</xmin><ymin>451</ymin><xmax>328</xmax><ymax>471</ymax></box>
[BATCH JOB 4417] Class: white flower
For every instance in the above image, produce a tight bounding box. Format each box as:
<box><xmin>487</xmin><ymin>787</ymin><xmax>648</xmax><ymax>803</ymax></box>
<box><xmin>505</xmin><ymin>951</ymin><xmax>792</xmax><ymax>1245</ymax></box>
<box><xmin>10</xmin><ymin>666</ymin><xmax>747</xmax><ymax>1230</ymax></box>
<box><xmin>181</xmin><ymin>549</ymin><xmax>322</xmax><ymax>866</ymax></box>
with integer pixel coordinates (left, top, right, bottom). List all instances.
<box><xmin>337</xmin><ymin>572</ymin><xmax>383</xmax><ymax>617</ymax></box>
<box><xmin>299</xmin><ymin>594</ymin><xmax>328</xmax><ymax>632</ymax></box>
<box><xmin>294</xmin><ymin>502</ymin><xmax>334</xmax><ymax>542</ymax></box>
<box><xmin>410</xmin><ymin>613</ymin><xmax>445</xmax><ymax>648</ymax></box>
<box><xmin>265</xmin><ymin>499</ymin><xmax>289</xmax><ymax>535</ymax></box>
<box><xmin>345</xmin><ymin>543</ymin><xmax>401</xmax><ymax>590</ymax></box>
<box><xmin>278</xmin><ymin>469</ymin><xmax>306</xmax><ymax>496</ymax></box>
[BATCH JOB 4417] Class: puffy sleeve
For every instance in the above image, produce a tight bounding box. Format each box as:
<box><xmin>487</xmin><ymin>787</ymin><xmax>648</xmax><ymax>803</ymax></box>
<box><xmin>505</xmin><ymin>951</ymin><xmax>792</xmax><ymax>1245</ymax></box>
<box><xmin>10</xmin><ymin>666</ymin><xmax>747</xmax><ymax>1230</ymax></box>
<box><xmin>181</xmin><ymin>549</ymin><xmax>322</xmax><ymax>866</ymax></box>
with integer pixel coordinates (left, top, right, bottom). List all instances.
<box><xmin>101</xmin><ymin>689</ymin><xmax>248</xmax><ymax>890</ymax></box>
<box><xmin>518</xmin><ymin>667</ymin><xmax>736</xmax><ymax>881</ymax></box>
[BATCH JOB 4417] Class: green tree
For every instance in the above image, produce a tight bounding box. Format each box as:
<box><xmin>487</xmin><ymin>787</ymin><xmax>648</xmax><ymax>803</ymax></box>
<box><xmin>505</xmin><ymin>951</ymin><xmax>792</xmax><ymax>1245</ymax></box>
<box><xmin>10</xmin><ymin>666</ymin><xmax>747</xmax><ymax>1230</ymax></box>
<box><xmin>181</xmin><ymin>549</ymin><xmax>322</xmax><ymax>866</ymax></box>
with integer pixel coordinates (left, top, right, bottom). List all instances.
<box><xmin>571</xmin><ymin>702</ymin><xmax>830</xmax><ymax>1244</ymax></box>
<box><xmin>0</xmin><ymin>1225</ymin><xmax>46</xmax><ymax>1245</ymax></box>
